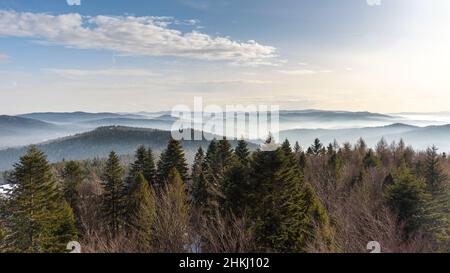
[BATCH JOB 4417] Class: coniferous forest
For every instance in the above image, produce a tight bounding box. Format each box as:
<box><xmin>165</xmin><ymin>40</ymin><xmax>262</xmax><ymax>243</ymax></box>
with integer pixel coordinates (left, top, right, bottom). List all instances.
<box><xmin>0</xmin><ymin>137</ymin><xmax>448</xmax><ymax>253</ymax></box>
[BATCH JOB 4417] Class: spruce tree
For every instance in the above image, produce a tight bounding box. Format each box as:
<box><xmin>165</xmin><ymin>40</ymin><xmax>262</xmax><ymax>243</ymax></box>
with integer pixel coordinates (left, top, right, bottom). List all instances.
<box><xmin>249</xmin><ymin>144</ymin><xmax>333</xmax><ymax>252</ymax></box>
<box><xmin>191</xmin><ymin>147</ymin><xmax>208</xmax><ymax>208</ymax></box>
<box><xmin>424</xmin><ymin>146</ymin><xmax>448</xmax><ymax>194</ymax></box>
<box><xmin>384</xmin><ymin>163</ymin><xmax>431</xmax><ymax>236</ymax></box>
<box><xmin>101</xmin><ymin>151</ymin><xmax>126</xmax><ymax>237</ymax></box>
<box><xmin>61</xmin><ymin>160</ymin><xmax>84</xmax><ymax>222</ymax></box>
<box><xmin>310</xmin><ymin>138</ymin><xmax>323</xmax><ymax>155</ymax></box>
<box><xmin>294</xmin><ymin>141</ymin><xmax>301</xmax><ymax>156</ymax></box>
<box><xmin>144</xmin><ymin>148</ymin><xmax>157</xmax><ymax>186</ymax></box>
<box><xmin>127</xmin><ymin>146</ymin><xmax>156</xmax><ymax>187</ymax></box>
<box><xmin>217</xmin><ymin>137</ymin><xmax>234</xmax><ymax>172</ymax></box>
<box><xmin>235</xmin><ymin>139</ymin><xmax>250</xmax><ymax>166</ymax></box>
<box><xmin>157</xmin><ymin>139</ymin><xmax>189</xmax><ymax>185</ymax></box>
<box><xmin>3</xmin><ymin>146</ymin><xmax>78</xmax><ymax>252</ymax></box>
<box><xmin>153</xmin><ymin>168</ymin><xmax>190</xmax><ymax>252</ymax></box>
<box><xmin>126</xmin><ymin>173</ymin><xmax>156</xmax><ymax>252</ymax></box>
<box><xmin>221</xmin><ymin>159</ymin><xmax>251</xmax><ymax>216</ymax></box>
<box><xmin>363</xmin><ymin>149</ymin><xmax>380</xmax><ymax>169</ymax></box>
<box><xmin>201</xmin><ymin>140</ymin><xmax>222</xmax><ymax>213</ymax></box>
<box><xmin>423</xmin><ymin>146</ymin><xmax>450</xmax><ymax>246</ymax></box>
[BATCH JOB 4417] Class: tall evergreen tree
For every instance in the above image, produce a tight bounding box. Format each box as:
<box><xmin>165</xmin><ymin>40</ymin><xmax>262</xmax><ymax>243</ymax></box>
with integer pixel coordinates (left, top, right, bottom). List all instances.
<box><xmin>249</xmin><ymin>144</ymin><xmax>334</xmax><ymax>252</ymax></box>
<box><xmin>191</xmin><ymin>147</ymin><xmax>208</xmax><ymax>208</ymax></box>
<box><xmin>384</xmin><ymin>163</ymin><xmax>431</xmax><ymax>236</ymax></box>
<box><xmin>157</xmin><ymin>139</ymin><xmax>189</xmax><ymax>185</ymax></box>
<box><xmin>310</xmin><ymin>138</ymin><xmax>324</xmax><ymax>155</ymax></box>
<box><xmin>217</xmin><ymin>137</ymin><xmax>234</xmax><ymax>172</ymax></box>
<box><xmin>423</xmin><ymin>146</ymin><xmax>450</xmax><ymax>246</ymax></box>
<box><xmin>294</xmin><ymin>141</ymin><xmax>301</xmax><ymax>156</ymax></box>
<box><xmin>221</xmin><ymin>159</ymin><xmax>251</xmax><ymax>216</ymax></box>
<box><xmin>424</xmin><ymin>146</ymin><xmax>448</xmax><ymax>194</ymax></box>
<box><xmin>235</xmin><ymin>139</ymin><xmax>250</xmax><ymax>166</ymax></box>
<box><xmin>127</xmin><ymin>146</ymin><xmax>156</xmax><ymax>187</ymax></box>
<box><xmin>61</xmin><ymin>160</ymin><xmax>84</xmax><ymax>222</ymax></box>
<box><xmin>101</xmin><ymin>151</ymin><xmax>126</xmax><ymax>237</ymax></box>
<box><xmin>126</xmin><ymin>173</ymin><xmax>156</xmax><ymax>252</ymax></box>
<box><xmin>144</xmin><ymin>148</ymin><xmax>157</xmax><ymax>186</ymax></box>
<box><xmin>153</xmin><ymin>168</ymin><xmax>190</xmax><ymax>253</ymax></box>
<box><xmin>3</xmin><ymin>146</ymin><xmax>77</xmax><ymax>252</ymax></box>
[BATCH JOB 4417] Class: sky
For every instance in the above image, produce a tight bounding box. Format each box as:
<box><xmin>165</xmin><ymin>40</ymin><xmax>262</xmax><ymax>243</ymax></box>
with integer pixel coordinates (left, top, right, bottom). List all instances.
<box><xmin>0</xmin><ymin>0</ymin><xmax>450</xmax><ymax>114</ymax></box>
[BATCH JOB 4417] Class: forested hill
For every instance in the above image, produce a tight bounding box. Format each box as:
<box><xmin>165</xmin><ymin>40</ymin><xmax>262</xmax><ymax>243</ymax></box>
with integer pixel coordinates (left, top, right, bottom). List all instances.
<box><xmin>0</xmin><ymin>126</ymin><xmax>255</xmax><ymax>171</ymax></box>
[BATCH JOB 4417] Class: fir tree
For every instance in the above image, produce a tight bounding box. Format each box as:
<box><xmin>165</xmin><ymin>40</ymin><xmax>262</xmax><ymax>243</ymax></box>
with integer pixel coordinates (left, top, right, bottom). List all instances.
<box><xmin>101</xmin><ymin>151</ymin><xmax>126</xmax><ymax>237</ymax></box>
<box><xmin>363</xmin><ymin>149</ymin><xmax>380</xmax><ymax>169</ymax></box>
<box><xmin>61</xmin><ymin>160</ymin><xmax>84</xmax><ymax>222</ymax></box>
<box><xmin>201</xmin><ymin>140</ymin><xmax>223</xmax><ymax>213</ymax></box>
<box><xmin>235</xmin><ymin>139</ymin><xmax>250</xmax><ymax>165</ymax></box>
<box><xmin>126</xmin><ymin>173</ymin><xmax>156</xmax><ymax>252</ymax></box>
<box><xmin>157</xmin><ymin>139</ymin><xmax>189</xmax><ymax>185</ymax></box>
<box><xmin>221</xmin><ymin>159</ymin><xmax>251</xmax><ymax>216</ymax></box>
<box><xmin>127</xmin><ymin>146</ymin><xmax>156</xmax><ymax>187</ymax></box>
<box><xmin>249</xmin><ymin>143</ymin><xmax>333</xmax><ymax>252</ymax></box>
<box><xmin>310</xmin><ymin>138</ymin><xmax>323</xmax><ymax>155</ymax></box>
<box><xmin>384</xmin><ymin>163</ymin><xmax>431</xmax><ymax>236</ymax></box>
<box><xmin>217</xmin><ymin>137</ymin><xmax>234</xmax><ymax>172</ymax></box>
<box><xmin>191</xmin><ymin>147</ymin><xmax>208</xmax><ymax>208</ymax></box>
<box><xmin>153</xmin><ymin>168</ymin><xmax>190</xmax><ymax>252</ymax></box>
<box><xmin>144</xmin><ymin>148</ymin><xmax>157</xmax><ymax>186</ymax></box>
<box><xmin>294</xmin><ymin>141</ymin><xmax>301</xmax><ymax>156</ymax></box>
<box><xmin>3</xmin><ymin>146</ymin><xmax>78</xmax><ymax>252</ymax></box>
<box><xmin>424</xmin><ymin>146</ymin><xmax>448</xmax><ymax>194</ymax></box>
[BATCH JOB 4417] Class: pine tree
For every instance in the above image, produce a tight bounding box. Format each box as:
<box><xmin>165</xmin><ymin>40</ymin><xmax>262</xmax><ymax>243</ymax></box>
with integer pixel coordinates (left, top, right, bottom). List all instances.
<box><xmin>101</xmin><ymin>151</ymin><xmax>126</xmax><ymax>237</ymax></box>
<box><xmin>310</xmin><ymin>138</ymin><xmax>323</xmax><ymax>155</ymax></box>
<box><xmin>3</xmin><ymin>146</ymin><xmax>78</xmax><ymax>252</ymax></box>
<box><xmin>127</xmin><ymin>146</ymin><xmax>156</xmax><ymax>187</ymax></box>
<box><xmin>217</xmin><ymin>137</ymin><xmax>234</xmax><ymax>172</ymax></box>
<box><xmin>422</xmin><ymin>146</ymin><xmax>450</xmax><ymax>246</ymax></box>
<box><xmin>144</xmin><ymin>148</ymin><xmax>157</xmax><ymax>186</ymax></box>
<box><xmin>249</xmin><ymin>143</ymin><xmax>333</xmax><ymax>252</ymax></box>
<box><xmin>384</xmin><ymin>163</ymin><xmax>431</xmax><ymax>236</ymax></box>
<box><xmin>294</xmin><ymin>141</ymin><xmax>301</xmax><ymax>156</ymax></box>
<box><xmin>191</xmin><ymin>147</ymin><xmax>208</xmax><ymax>208</ymax></box>
<box><xmin>126</xmin><ymin>173</ymin><xmax>156</xmax><ymax>252</ymax></box>
<box><xmin>61</xmin><ymin>160</ymin><xmax>84</xmax><ymax>222</ymax></box>
<box><xmin>157</xmin><ymin>139</ymin><xmax>189</xmax><ymax>185</ymax></box>
<box><xmin>221</xmin><ymin>159</ymin><xmax>251</xmax><ymax>216</ymax></box>
<box><xmin>235</xmin><ymin>139</ymin><xmax>250</xmax><ymax>165</ymax></box>
<box><xmin>363</xmin><ymin>149</ymin><xmax>380</xmax><ymax>169</ymax></box>
<box><xmin>201</xmin><ymin>140</ymin><xmax>223</xmax><ymax>213</ymax></box>
<box><xmin>153</xmin><ymin>168</ymin><xmax>190</xmax><ymax>252</ymax></box>
<box><xmin>424</xmin><ymin>146</ymin><xmax>448</xmax><ymax>194</ymax></box>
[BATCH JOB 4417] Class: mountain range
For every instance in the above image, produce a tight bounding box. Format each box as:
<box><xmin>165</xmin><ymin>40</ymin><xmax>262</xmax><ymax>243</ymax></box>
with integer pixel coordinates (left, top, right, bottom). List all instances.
<box><xmin>1</xmin><ymin>110</ymin><xmax>450</xmax><ymax>171</ymax></box>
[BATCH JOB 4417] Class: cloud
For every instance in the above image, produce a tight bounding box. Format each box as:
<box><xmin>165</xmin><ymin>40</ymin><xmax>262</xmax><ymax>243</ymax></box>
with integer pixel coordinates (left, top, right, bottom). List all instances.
<box><xmin>275</xmin><ymin>69</ymin><xmax>317</xmax><ymax>75</ymax></box>
<box><xmin>181</xmin><ymin>79</ymin><xmax>273</xmax><ymax>85</ymax></box>
<box><xmin>275</xmin><ymin>69</ymin><xmax>332</xmax><ymax>75</ymax></box>
<box><xmin>366</xmin><ymin>0</ymin><xmax>381</xmax><ymax>6</ymax></box>
<box><xmin>0</xmin><ymin>10</ymin><xmax>277</xmax><ymax>66</ymax></box>
<box><xmin>43</xmin><ymin>68</ymin><xmax>160</xmax><ymax>78</ymax></box>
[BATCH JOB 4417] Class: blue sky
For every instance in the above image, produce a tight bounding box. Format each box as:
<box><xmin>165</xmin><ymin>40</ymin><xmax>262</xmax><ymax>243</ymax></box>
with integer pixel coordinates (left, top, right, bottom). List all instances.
<box><xmin>0</xmin><ymin>0</ymin><xmax>449</xmax><ymax>114</ymax></box>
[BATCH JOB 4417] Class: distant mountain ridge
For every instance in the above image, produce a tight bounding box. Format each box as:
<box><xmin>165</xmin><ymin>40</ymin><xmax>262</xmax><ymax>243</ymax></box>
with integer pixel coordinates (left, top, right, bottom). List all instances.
<box><xmin>0</xmin><ymin>126</ymin><xmax>256</xmax><ymax>171</ymax></box>
<box><xmin>280</xmin><ymin>123</ymin><xmax>450</xmax><ymax>152</ymax></box>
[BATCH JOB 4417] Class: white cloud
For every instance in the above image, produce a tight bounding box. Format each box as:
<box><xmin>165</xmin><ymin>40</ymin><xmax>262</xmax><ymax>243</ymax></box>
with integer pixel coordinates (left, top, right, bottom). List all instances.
<box><xmin>275</xmin><ymin>69</ymin><xmax>332</xmax><ymax>75</ymax></box>
<box><xmin>44</xmin><ymin>68</ymin><xmax>160</xmax><ymax>78</ymax></box>
<box><xmin>275</xmin><ymin>69</ymin><xmax>317</xmax><ymax>75</ymax></box>
<box><xmin>181</xmin><ymin>79</ymin><xmax>273</xmax><ymax>85</ymax></box>
<box><xmin>0</xmin><ymin>10</ymin><xmax>277</xmax><ymax>65</ymax></box>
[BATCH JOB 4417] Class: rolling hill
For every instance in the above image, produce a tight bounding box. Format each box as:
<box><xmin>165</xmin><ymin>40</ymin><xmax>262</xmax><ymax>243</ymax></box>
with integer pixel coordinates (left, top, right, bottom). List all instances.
<box><xmin>280</xmin><ymin>123</ymin><xmax>450</xmax><ymax>152</ymax></box>
<box><xmin>0</xmin><ymin>126</ymin><xmax>256</xmax><ymax>171</ymax></box>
